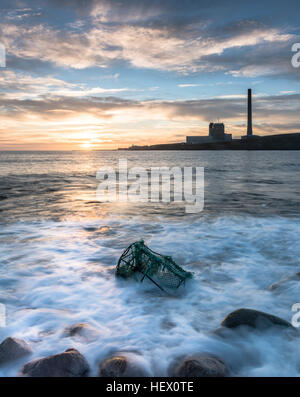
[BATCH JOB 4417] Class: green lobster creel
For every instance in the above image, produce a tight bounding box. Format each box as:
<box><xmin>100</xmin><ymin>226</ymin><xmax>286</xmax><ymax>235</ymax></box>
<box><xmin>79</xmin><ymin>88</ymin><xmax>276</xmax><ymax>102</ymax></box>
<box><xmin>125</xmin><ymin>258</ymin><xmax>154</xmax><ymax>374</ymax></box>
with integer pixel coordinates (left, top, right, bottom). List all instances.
<box><xmin>116</xmin><ymin>240</ymin><xmax>193</xmax><ymax>290</ymax></box>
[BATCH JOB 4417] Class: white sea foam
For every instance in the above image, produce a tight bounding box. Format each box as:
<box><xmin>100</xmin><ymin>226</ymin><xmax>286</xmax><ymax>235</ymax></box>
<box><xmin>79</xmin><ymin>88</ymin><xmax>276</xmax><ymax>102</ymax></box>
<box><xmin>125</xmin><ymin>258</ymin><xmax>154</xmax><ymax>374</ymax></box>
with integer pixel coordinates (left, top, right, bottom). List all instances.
<box><xmin>0</xmin><ymin>215</ymin><xmax>299</xmax><ymax>376</ymax></box>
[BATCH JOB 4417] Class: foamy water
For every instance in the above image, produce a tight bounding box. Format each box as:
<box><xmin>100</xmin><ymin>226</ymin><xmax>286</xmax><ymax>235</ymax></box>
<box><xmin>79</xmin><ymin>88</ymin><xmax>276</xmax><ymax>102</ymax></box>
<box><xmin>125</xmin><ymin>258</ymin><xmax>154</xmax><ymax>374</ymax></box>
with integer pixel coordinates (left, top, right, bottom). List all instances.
<box><xmin>0</xmin><ymin>151</ymin><xmax>299</xmax><ymax>376</ymax></box>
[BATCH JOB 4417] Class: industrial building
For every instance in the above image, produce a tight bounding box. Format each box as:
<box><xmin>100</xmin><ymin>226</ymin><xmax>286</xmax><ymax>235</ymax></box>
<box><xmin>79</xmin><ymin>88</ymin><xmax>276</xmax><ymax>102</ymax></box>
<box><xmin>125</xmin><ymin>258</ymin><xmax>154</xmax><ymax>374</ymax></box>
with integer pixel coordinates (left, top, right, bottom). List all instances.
<box><xmin>186</xmin><ymin>88</ymin><xmax>258</xmax><ymax>145</ymax></box>
<box><xmin>241</xmin><ymin>88</ymin><xmax>259</xmax><ymax>140</ymax></box>
<box><xmin>186</xmin><ymin>122</ymin><xmax>232</xmax><ymax>145</ymax></box>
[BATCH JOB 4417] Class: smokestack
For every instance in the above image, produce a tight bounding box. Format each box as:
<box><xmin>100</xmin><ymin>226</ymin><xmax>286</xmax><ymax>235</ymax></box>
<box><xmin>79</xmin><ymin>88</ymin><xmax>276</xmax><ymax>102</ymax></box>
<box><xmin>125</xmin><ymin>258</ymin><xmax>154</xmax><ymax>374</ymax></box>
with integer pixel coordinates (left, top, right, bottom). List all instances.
<box><xmin>247</xmin><ymin>88</ymin><xmax>253</xmax><ymax>136</ymax></box>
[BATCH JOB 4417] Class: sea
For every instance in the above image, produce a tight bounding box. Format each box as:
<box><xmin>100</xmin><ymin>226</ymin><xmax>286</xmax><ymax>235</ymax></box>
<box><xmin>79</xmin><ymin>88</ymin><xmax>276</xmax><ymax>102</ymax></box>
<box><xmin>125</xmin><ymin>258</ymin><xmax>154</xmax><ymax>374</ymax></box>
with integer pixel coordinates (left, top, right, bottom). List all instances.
<box><xmin>0</xmin><ymin>150</ymin><xmax>299</xmax><ymax>376</ymax></box>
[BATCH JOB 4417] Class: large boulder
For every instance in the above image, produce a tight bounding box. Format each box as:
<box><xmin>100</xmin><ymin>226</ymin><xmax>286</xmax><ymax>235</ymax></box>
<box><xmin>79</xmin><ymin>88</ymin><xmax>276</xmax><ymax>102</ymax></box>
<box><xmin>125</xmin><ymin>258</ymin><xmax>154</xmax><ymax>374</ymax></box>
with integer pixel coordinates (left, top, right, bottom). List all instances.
<box><xmin>63</xmin><ymin>323</ymin><xmax>99</xmax><ymax>343</ymax></box>
<box><xmin>21</xmin><ymin>348</ymin><xmax>90</xmax><ymax>377</ymax></box>
<box><xmin>169</xmin><ymin>354</ymin><xmax>229</xmax><ymax>377</ymax></box>
<box><xmin>99</xmin><ymin>355</ymin><xmax>148</xmax><ymax>377</ymax></box>
<box><xmin>221</xmin><ymin>308</ymin><xmax>292</xmax><ymax>330</ymax></box>
<box><xmin>0</xmin><ymin>337</ymin><xmax>32</xmax><ymax>365</ymax></box>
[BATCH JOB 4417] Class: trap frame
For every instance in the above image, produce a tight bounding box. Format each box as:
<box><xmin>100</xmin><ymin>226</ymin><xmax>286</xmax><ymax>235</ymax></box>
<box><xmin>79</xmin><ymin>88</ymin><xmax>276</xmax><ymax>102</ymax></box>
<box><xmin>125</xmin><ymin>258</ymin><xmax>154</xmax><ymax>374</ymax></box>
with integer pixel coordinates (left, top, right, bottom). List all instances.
<box><xmin>116</xmin><ymin>240</ymin><xmax>193</xmax><ymax>291</ymax></box>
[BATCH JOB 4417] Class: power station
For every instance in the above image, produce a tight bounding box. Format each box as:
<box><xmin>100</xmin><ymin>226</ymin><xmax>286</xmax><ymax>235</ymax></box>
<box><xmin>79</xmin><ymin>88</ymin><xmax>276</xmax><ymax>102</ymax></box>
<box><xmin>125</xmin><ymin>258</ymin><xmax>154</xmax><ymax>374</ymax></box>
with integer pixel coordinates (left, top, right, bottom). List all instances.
<box><xmin>124</xmin><ymin>87</ymin><xmax>300</xmax><ymax>150</ymax></box>
<box><xmin>247</xmin><ymin>88</ymin><xmax>253</xmax><ymax>136</ymax></box>
<box><xmin>186</xmin><ymin>122</ymin><xmax>232</xmax><ymax>144</ymax></box>
<box><xmin>241</xmin><ymin>88</ymin><xmax>259</xmax><ymax>140</ymax></box>
<box><xmin>186</xmin><ymin>88</ymin><xmax>258</xmax><ymax>144</ymax></box>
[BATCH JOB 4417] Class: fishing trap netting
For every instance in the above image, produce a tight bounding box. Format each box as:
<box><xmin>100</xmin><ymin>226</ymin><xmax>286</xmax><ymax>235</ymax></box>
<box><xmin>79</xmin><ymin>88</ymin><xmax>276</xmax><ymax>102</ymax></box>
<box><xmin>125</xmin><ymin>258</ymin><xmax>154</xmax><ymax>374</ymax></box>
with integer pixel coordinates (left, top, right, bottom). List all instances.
<box><xmin>116</xmin><ymin>240</ymin><xmax>193</xmax><ymax>291</ymax></box>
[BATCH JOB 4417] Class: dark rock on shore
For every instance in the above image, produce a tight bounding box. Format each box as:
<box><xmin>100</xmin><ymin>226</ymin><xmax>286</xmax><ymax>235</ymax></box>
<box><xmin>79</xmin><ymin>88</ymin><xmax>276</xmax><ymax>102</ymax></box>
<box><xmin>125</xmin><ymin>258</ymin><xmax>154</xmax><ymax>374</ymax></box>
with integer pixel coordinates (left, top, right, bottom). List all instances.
<box><xmin>63</xmin><ymin>322</ymin><xmax>99</xmax><ymax>342</ymax></box>
<box><xmin>0</xmin><ymin>337</ymin><xmax>33</xmax><ymax>365</ymax></box>
<box><xmin>169</xmin><ymin>354</ymin><xmax>229</xmax><ymax>377</ymax></box>
<box><xmin>99</xmin><ymin>355</ymin><xmax>148</xmax><ymax>377</ymax></box>
<box><xmin>21</xmin><ymin>348</ymin><xmax>90</xmax><ymax>377</ymax></box>
<box><xmin>221</xmin><ymin>308</ymin><xmax>292</xmax><ymax>330</ymax></box>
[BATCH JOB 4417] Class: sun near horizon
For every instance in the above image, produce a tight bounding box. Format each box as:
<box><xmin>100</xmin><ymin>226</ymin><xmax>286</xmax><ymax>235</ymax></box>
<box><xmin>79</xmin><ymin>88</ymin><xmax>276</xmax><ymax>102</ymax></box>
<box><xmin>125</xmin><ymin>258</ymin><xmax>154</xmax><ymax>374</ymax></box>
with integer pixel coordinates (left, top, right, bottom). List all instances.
<box><xmin>0</xmin><ymin>1</ymin><xmax>300</xmax><ymax>151</ymax></box>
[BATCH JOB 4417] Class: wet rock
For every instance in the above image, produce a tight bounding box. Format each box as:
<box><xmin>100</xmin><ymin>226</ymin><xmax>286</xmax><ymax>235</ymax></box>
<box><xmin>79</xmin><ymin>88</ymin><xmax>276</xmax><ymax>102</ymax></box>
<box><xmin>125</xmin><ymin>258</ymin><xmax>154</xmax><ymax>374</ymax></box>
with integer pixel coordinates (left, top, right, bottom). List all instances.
<box><xmin>0</xmin><ymin>337</ymin><xmax>33</xmax><ymax>365</ymax></box>
<box><xmin>99</xmin><ymin>355</ymin><xmax>148</xmax><ymax>377</ymax></box>
<box><xmin>221</xmin><ymin>308</ymin><xmax>292</xmax><ymax>330</ymax></box>
<box><xmin>270</xmin><ymin>273</ymin><xmax>300</xmax><ymax>291</ymax></box>
<box><xmin>21</xmin><ymin>348</ymin><xmax>90</xmax><ymax>377</ymax></box>
<box><xmin>169</xmin><ymin>354</ymin><xmax>229</xmax><ymax>377</ymax></box>
<box><xmin>63</xmin><ymin>322</ymin><xmax>99</xmax><ymax>342</ymax></box>
<box><xmin>161</xmin><ymin>318</ymin><xmax>176</xmax><ymax>330</ymax></box>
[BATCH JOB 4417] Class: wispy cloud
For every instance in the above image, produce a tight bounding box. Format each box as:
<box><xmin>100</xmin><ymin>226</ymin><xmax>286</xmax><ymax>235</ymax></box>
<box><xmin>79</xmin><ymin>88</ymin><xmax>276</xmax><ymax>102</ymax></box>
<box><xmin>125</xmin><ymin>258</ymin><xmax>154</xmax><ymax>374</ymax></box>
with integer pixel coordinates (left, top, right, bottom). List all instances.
<box><xmin>178</xmin><ymin>84</ymin><xmax>202</xmax><ymax>88</ymax></box>
<box><xmin>0</xmin><ymin>71</ymin><xmax>139</xmax><ymax>100</ymax></box>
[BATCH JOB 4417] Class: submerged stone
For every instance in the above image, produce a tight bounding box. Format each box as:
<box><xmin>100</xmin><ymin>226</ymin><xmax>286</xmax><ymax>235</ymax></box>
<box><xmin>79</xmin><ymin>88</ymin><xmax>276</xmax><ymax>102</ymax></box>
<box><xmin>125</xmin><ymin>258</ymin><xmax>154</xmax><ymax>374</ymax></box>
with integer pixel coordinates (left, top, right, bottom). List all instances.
<box><xmin>221</xmin><ymin>308</ymin><xmax>292</xmax><ymax>330</ymax></box>
<box><xmin>63</xmin><ymin>322</ymin><xmax>99</xmax><ymax>342</ymax></box>
<box><xmin>0</xmin><ymin>337</ymin><xmax>33</xmax><ymax>365</ymax></box>
<box><xmin>21</xmin><ymin>348</ymin><xmax>90</xmax><ymax>377</ymax></box>
<box><xmin>99</xmin><ymin>354</ymin><xmax>148</xmax><ymax>377</ymax></box>
<box><xmin>169</xmin><ymin>354</ymin><xmax>229</xmax><ymax>377</ymax></box>
<box><xmin>269</xmin><ymin>273</ymin><xmax>300</xmax><ymax>291</ymax></box>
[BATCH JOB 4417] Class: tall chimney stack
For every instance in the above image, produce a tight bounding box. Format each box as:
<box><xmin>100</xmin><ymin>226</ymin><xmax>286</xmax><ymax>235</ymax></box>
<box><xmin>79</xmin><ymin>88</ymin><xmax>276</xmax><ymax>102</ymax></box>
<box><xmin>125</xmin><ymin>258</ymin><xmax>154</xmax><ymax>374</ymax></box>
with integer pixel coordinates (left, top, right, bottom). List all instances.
<box><xmin>247</xmin><ymin>88</ymin><xmax>253</xmax><ymax>136</ymax></box>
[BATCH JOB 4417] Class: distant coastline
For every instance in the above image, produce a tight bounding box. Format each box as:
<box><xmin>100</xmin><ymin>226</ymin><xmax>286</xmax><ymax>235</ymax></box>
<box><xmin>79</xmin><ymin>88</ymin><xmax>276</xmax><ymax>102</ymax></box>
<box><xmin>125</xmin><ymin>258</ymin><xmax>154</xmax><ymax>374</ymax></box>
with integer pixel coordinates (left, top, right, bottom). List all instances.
<box><xmin>120</xmin><ymin>133</ymin><xmax>300</xmax><ymax>151</ymax></box>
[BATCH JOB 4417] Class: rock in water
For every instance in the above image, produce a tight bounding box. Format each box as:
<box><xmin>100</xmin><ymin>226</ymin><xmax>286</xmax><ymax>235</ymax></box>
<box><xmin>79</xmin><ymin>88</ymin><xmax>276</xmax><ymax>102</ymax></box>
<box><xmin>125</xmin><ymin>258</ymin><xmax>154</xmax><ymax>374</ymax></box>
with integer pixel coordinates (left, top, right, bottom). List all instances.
<box><xmin>99</xmin><ymin>355</ymin><xmax>148</xmax><ymax>377</ymax></box>
<box><xmin>21</xmin><ymin>348</ymin><xmax>90</xmax><ymax>377</ymax></box>
<box><xmin>269</xmin><ymin>272</ymin><xmax>300</xmax><ymax>291</ymax></box>
<box><xmin>63</xmin><ymin>323</ymin><xmax>99</xmax><ymax>342</ymax></box>
<box><xmin>0</xmin><ymin>337</ymin><xmax>32</xmax><ymax>365</ymax></box>
<box><xmin>221</xmin><ymin>308</ymin><xmax>292</xmax><ymax>330</ymax></box>
<box><xmin>169</xmin><ymin>354</ymin><xmax>229</xmax><ymax>377</ymax></box>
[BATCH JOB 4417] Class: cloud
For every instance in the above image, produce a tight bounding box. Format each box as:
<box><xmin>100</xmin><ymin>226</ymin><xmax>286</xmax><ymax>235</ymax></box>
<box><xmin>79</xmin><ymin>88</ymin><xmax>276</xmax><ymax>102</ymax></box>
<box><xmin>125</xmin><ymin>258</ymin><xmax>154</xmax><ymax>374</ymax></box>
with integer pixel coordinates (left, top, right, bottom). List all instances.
<box><xmin>0</xmin><ymin>13</ymin><xmax>294</xmax><ymax>74</ymax></box>
<box><xmin>0</xmin><ymin>70</ymin><xmax>74</xmax><ymax>91</ymax></box>
<box><xmin>1</xmin><ymin>89</ymin><xmax>299</xmax><ymax>141</ymax></box>
<box><xmin>204</xmin><ymin>38</ymin><xmax>300</xmax><ymax>80</ymax></box>
<box><xmin>2</xmin><ymin>86</ymin><xmax>300</xmax><ymax>121</ymax></box>
<box><xmin>178</xmin><ymin>84</ymin><xmax>202</xmax><ymax>88</ymax></box>
<box><xmin>280</xmin><ymin>90</ymin><xmax>296</xmax><ymax>94</ymax></box>
<box><xmin>0</xmin><ymin>0</ymin><xmax>300</xmax><ymax>149</ymax></box>
<box><xmin>0</xmin><ymin>70</ymin><xmax>139</xmax><ymax>101</ymax></box>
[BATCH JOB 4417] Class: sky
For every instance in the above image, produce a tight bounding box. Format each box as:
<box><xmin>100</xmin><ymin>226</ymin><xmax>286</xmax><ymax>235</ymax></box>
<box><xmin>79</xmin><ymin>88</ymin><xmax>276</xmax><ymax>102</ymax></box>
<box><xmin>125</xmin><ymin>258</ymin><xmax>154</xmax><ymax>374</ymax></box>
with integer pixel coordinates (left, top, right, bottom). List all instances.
<box><xmin>0</xmin><ymin>0</ymin><xmax>300</xmax><ymax>150</ymax></box>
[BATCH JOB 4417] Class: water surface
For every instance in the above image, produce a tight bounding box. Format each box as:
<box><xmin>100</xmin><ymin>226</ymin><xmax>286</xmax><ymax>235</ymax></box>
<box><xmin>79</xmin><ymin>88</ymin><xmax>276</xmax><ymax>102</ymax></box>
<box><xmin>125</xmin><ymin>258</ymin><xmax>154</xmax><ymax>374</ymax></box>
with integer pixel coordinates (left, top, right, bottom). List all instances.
<box><xmin>0</xmin><ymin>151</ymin><xmax>299</xmax><ymax>376</ymax></box>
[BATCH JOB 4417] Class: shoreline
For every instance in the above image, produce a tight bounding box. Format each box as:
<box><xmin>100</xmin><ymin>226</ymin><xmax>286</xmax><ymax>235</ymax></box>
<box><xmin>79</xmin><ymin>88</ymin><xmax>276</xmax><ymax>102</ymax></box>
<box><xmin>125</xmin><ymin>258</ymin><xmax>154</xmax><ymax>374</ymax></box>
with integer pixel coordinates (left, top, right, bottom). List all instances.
<box><xmin>119</xmin><ymin>133</ymin><xmax>300</xmax><ymax>151</ymax></box>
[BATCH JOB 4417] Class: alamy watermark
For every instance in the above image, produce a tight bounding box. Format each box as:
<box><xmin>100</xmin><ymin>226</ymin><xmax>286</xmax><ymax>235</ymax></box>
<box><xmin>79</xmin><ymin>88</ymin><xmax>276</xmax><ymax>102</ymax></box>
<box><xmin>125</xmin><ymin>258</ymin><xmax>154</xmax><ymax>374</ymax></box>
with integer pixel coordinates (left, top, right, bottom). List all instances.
<box><xmin>96</xmin><ymin>159</ymin><xmax>204</xmax><ymax>213</ymax></box>
<box><xmin>0</xmin><ymin>43</ymin><xmax>6</xmax><ymax>67</ymax></box>
<box><xmin>291</xmin><ymin>43</ymin><xmax>300</xmax><ymax>68</ymax></box>
<box><xmin>291</xmin><ymin>303</ymin><xmax>300</xmax><ymax>328</ymax></box>
<box><xmin>0</xmin><ymin>303</ymin><xmax>6</xmax><ymax>327</ymax></box>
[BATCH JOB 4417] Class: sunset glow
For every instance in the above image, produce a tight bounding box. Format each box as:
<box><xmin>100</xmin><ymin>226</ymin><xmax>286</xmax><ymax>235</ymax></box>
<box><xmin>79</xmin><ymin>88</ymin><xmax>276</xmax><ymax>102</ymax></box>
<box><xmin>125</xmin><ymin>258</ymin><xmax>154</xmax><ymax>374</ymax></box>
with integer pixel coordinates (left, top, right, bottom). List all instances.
<box><xmin>81</xmin><ymin>142</ymin><xmax>94</xmax><ymax>150</ymax></box>
<box><xmin>0</xmin><ymin>1</ymin><xmax>300</xmax><ymax>150</ymax></box>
